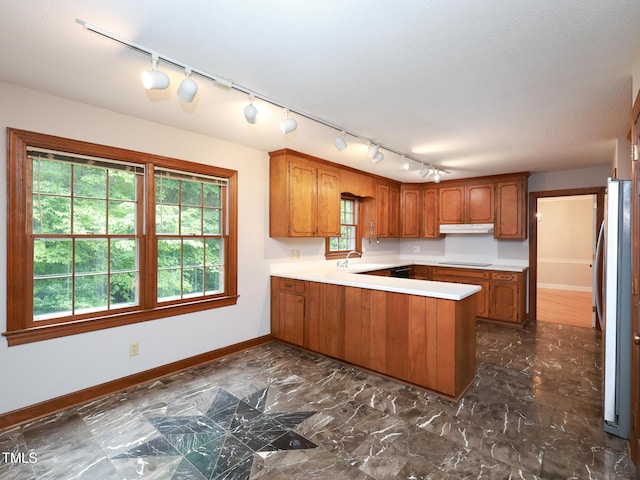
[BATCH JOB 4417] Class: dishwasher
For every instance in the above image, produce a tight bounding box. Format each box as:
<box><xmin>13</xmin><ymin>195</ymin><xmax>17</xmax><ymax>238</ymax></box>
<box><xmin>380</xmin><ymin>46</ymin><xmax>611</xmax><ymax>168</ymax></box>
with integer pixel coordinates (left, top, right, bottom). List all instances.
<box><xmin>390</xmin><ymin>266</ymin><xmax>410</xmax><ymax>278</ymax></box>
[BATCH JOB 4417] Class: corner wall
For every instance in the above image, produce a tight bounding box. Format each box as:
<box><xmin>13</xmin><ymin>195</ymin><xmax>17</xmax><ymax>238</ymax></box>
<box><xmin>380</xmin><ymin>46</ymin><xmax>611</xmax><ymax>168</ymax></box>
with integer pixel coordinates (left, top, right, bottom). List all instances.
<box><xmin>0</xmin><ymin>81</ymin><xmax>271</xmax><ymax>415</ymax></box>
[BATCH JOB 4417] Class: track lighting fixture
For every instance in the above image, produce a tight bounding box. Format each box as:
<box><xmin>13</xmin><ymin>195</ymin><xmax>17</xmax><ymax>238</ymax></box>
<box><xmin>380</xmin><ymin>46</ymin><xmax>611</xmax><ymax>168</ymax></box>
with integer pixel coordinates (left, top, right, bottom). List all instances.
<box><xmin>78</xmin><ymin>19</ymin><xmax>452</xmax><ymax>178</ymax></box>
<box><xmin>367</xmin><ymin>143</ymin><xmax>379</xmax><ymax>159</ymax></box>
<box><xmin>243</xmin><ymin>94</ymin><xmax>258</xmax><ymax>124</ymax></box>
<box><xmin>142</xmin><ymin>54</ymin><xmax>170</xmax><ymax>90</ymax></box>
<box><xmin>280</xmin><ymin>108</ymin><xmax>297</xmax><ymax>134</ymax></box>
<box><xmin>334</xmin><ymin>131</ymin><xmax>347</xmax><ymax>152</ymax></box>
<box><xmin>399</xmin><ymin>156</ymin><xmax>410</xmax><ymax>171</ymax></box>
<box><xmin>177</xmin><ymin>68</ymin><xmax>198</xmax><ymax>102</ymax></box>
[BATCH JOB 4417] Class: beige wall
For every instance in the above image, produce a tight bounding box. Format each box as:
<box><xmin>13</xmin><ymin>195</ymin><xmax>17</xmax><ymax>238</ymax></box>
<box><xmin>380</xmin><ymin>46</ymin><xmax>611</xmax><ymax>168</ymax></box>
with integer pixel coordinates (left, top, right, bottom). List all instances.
<box><xmin>537</xmin><ymin>195</ymin><xmax>594</xmax><ymax>291</ymax></box>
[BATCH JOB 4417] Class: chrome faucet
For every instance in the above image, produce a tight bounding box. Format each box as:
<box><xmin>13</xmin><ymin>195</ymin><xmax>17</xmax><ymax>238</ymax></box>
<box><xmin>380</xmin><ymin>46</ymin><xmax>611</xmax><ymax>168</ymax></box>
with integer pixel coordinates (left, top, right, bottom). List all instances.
<box><xmin>338</xmin><ymin>250</ymin><xmax>362</xmax><ymax>268</ymax></box>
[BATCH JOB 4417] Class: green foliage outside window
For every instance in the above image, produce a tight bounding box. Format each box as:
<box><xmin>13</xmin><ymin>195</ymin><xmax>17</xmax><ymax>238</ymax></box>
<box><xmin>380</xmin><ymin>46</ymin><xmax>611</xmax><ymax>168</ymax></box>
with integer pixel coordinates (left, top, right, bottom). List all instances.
<box><xmin>30</xmin><ymin>156</ymin><xmax>226</xmax><ymax>320</ymax></box>
<box><xmin>329</xmin><ymin>198</ymin><xmax>357</xmax><ymax>252</ymax></box>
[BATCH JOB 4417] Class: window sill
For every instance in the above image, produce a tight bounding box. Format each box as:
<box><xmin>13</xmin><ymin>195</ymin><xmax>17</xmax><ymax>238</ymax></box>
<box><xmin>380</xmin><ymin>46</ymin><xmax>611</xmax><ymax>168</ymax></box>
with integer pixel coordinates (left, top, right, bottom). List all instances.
<box><xmin>3</xmin><ymin>295</ymin><xmax>239</xmax><ymax>346</ymax></box>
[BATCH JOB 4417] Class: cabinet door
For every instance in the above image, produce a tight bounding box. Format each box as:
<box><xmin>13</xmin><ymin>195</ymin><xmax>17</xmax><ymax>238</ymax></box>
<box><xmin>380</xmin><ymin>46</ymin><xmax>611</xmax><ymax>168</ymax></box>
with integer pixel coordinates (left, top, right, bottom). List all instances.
<box><xmin>466</xmin><ymin>184</ymin><xmax>494</xmax><ymax>223</ymax></box>
<box><xmin>316</xmin><ymin>168</ymin><xmax>341</xmax><ymax>237</ymax></box>
<box><xmin>495</xmin><ymin>180</ymin><xmax>526</xmax><ymax>239</ymax></box>
<box><xmin>389</xmin><ymin>185</ymin><xmax>401</xmax><ymax>237</ymax></box>
<box><xmin>271</xmin><ymin>278</ymin><xmax>305</xmax><ymax>346</ymax></box>
<box><xmin>289</xmin><ymin>161</ymin><xmax>317</xmax><ymax>236</ymax></box>
<box><xmin>401</xmin><ymin>187</ymin><xmax>421</xmax><ymax>237</ymax></box>
<box><xmin>376</xmin><ymin>183</ymin><xmax>390</xmax><ymax>237</ymax></box>
<box><xmin>439</xmin><ymin>187</ymin><xmax>464</xmax><ymax>224</ymax></box>
<box><xmin>490</xmin><ymin>281</ymin><xmax>519</xmax><ymax>323</ymax></box>
<box><xmin>422</xmin><ymin>187</ymin><xmax>440</xmax><ymax>238</ymax></box>
<box><xmin>463</xmin><ymin>279</ymin><xmax>489</xmax><ymax>318</ymax></box>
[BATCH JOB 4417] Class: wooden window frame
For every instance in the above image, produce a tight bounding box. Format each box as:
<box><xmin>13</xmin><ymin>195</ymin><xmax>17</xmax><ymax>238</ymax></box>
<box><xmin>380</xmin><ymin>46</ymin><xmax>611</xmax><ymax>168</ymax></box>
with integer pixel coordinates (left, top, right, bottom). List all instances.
<box><xmin>325</xmin><ymin>195</ymin><xmax>362</xmax><ymax>260</ymax></box>
<box><xmin>4</xmin><ymin>128</ymin><xmax>238</xmax><ymax>346</ymax></box>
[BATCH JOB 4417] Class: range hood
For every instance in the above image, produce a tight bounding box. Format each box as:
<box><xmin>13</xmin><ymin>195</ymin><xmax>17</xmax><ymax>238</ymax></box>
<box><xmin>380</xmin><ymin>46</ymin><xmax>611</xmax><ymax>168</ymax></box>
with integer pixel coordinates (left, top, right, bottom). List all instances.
<box><xmin>439</xmin><ymin>223</ymin><xmax>494</xmax><ymax>234</ymax></box>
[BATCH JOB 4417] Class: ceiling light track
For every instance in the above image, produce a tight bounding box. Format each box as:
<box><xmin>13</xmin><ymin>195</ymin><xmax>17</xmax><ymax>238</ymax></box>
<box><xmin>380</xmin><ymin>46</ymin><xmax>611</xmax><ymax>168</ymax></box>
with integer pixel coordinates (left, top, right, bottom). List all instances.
<box><xmin>77</xmin><ymin>19</ymin><xmax>448</xmax><ymax>178</ymax></box>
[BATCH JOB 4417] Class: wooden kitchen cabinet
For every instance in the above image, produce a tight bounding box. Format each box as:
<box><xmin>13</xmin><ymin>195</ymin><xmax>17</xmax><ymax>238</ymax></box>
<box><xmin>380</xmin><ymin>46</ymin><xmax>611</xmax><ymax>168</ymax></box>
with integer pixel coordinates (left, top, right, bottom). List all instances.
<box><xmin>270</xmin><ymin>277</ymin><xmax>306</xmax><ymax>346</ymax></box>
<box><xmin>489</xmin><ymin>271</ymin><xmax>526</xmax><ymax>323</ymax></box>
<box><xmin>372</xmin><ymin>181</ymin><xmax>401</xmax><ymax>237</ymax></box>
<box><xmin>430</xmin><ymin>267</ymin><xmax>527</xmax><ymax>324</ymax></box>
<box><xmin>269</xmin><ymin>150</ymin><xmax>340</xmax><ymax>237</ymax></box>
<box><xmin>274</xmin><ymin>277</ymin><xmax>476</xmax><ymax>399</ymax></box>
<box><xmin>495</xmin><ymin>177</ymin><xmax>528</xmax><ymax>239</ymax></box>
<box><xmin>389</xmin><ymin>184</ymin><xmax>400</xmax><ymax>236</ymax></box>
<box><xmin>401</xmin><ymin>186</ymin><xmax>421</xmax><ymax>237</ymax></box>
<box><xmin>409</xmin><ymin>265</ymin><xmax>431</xmax><ymax>280</ymax></box>
<box><xmin>439</xmin><ymin>183</ymin><xmax>494</xmax><ymax>224</ymax></box>
<box><xmin>422</xmin><ymin>186</ymin><xmax>441</xmax><ymax>238</ymax></box>
<box><xmin>431</xmin><ymin>267</ymin><xmax>490</xmax><ymax>318</ymax></box>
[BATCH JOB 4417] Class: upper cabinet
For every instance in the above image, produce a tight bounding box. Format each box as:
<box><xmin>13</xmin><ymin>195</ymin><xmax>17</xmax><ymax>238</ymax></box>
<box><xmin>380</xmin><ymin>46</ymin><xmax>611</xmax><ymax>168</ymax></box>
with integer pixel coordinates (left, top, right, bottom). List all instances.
<box><xmin>269</xmin><ymin>149</ymin><xmax>528</xmax><ymax>240</ymax></box>
<box><xmin>495</xmin><ymin>177</ymin><xmax>528</xmax><ymax>239</ymax></box>
<box><xmin>269</xmin><ymin>150</ymin><xmax>340</xmax><ymax>237</ymax></box>
<box><xmin>440</xmin><ymin>183</ymin><xmax>494</xmax><ymax>224</ymax></box>
<box><xmin>401</xmin><ymin>186</ymin><xmax>421</xmax><ymax>237</ymax></box>
<box><xmin>421</xmin><ymin>186</ymin><xmax>442</xmax><ymax>238</ymax></box>
<box><xmin>372</xmin><ymin>181</ymin><xmax>401</xmax><ymax>237</ymax></box>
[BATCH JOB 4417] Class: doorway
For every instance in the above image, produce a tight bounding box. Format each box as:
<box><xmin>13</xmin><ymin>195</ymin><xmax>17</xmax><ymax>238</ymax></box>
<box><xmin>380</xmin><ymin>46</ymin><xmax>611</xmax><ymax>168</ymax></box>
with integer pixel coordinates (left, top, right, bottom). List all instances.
<box><xmin>528</xmin><ymin>187</ymin><xmax>605</xmax><ymax>325</ymax></box>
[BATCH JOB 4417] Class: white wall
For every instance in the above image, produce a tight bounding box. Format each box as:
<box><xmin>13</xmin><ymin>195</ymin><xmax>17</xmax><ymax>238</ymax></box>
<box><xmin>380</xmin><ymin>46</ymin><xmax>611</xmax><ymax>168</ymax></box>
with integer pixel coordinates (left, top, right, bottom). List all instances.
<box><xmin>0</xmin><ymin>82</ymin><xmax>271</xmax><ymax>415</ymax></box>
<box><xmin>529</xmin><ymin>165</ymin><xmax>611</xmax><ymax>192</ymax></box>
<box><xmin>633</xmin><ymin>46</ymin><xmax>640</xmax><ymax>102</ymax></box>
<box><xmin>614</xmin><ymin>137</ymin><xmax>632</xmax><ymax>180</ymax></box>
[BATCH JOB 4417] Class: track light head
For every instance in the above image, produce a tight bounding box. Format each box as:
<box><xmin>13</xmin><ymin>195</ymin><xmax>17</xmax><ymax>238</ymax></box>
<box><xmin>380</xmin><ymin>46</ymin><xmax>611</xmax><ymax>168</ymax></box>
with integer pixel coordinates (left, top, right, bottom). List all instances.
<box><xmin>367</xmin><ymin>143</ymin><xmax>379</xmax><ymax>159</ymax></box>
<box><xmin>244</xmin><ymin>95</ymin><xmax>258</xmax><ymax>124</ymax></box>
<box><xmin>142</xmin><ymin>54</ymin><xmax>170</xmax><ymax>90</ymax></box>
<box><xmin>433</xmin><ymin>169</ymin><xmax>441</xmax><ymax>183</ymax></box>
<box><xmin>419</xmin><ymin>165</ymin><xmax>431</xmax><ymax>178</ymax></box>
<box><xmin>399</xmin><ymin>156</ymin><xmax>410</xmax><ymax>171</ymax></box>
<box><xmin>334</xmin><ymin>131</ymin><xmax>347</xmax><ymax>152</ymax></box>
<box><xmin>177</xmin><ymin>68</ymin><xmax>198</xmax><ymax>102</ymax></box>
<box><xmin>280</xmin><ymin>108</ymin><xmax>297</xmax><ymax>134</ymax></box>
<box><xmin>372</xmin><ymin>151</ymin><xmax>384</xmax><ymax>164</ymax></box>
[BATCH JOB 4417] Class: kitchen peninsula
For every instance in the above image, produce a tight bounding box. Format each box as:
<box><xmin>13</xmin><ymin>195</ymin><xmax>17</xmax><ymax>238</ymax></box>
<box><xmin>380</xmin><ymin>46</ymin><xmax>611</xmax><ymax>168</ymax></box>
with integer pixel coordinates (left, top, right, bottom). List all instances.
<box><xmin>270</xmin><ymin>261</ymin><xmax>481</xmax><ymax>399</ymax></box>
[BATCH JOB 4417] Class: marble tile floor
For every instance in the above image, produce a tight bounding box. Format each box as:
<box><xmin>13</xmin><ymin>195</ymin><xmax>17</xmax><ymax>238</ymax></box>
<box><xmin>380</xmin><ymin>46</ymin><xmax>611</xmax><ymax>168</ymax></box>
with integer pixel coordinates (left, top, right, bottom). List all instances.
<box><xmin>0</xmin><ymin>320</ymin><xmax>638</xmax><ymax>479</ymax></box>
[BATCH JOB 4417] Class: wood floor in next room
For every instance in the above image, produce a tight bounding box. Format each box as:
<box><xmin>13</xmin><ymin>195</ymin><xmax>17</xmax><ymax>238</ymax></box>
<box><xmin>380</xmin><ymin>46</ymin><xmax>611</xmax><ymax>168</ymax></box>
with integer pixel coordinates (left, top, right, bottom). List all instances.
<box><xmin>0</xmin><ymin>320</ymin><xmax>635</xmax><ymax>479</ymax></box>
<box><xmin>537</xmin><ymin>287</ymin><xmax>593</xmax><ymax>328</ymax></box>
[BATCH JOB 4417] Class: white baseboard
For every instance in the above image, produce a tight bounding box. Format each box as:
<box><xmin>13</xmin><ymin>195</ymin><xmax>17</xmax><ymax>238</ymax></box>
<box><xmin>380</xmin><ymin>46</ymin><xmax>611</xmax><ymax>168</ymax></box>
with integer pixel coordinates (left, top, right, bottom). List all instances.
<box><xmin>537</xmin><ymin>283</ymin><xmax>592</xmax><ymax>292</ymax></box>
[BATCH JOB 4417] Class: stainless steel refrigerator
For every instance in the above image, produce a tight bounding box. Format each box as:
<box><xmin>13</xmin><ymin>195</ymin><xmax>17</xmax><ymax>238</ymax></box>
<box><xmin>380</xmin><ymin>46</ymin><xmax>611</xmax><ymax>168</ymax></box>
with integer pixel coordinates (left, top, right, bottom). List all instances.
<box><xmin>594</xmin><ymin>178</ymin><xmax>632</xmax><ymax>439</ymax></box>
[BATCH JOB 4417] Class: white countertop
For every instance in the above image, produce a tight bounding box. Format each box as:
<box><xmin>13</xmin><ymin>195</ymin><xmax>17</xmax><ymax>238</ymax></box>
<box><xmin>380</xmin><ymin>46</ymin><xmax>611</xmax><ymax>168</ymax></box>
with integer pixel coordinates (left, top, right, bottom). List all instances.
<box><xmin>273</xmin><ymin>267</ymin><xmax>480</xmax><ymax>300</ymax></box>
<box><xmin>270</xmin><ymin>256</ymin><xmax>528</xmax><ymax>301</ymax></box>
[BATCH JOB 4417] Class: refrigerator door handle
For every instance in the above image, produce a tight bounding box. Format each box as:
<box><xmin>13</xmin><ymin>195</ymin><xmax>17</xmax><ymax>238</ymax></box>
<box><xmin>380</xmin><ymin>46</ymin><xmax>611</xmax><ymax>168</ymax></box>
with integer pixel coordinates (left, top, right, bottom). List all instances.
<box><xmin>594</xmin><ymin>219</ymin><xmax>605</xmax><ymax>328</ymax></box>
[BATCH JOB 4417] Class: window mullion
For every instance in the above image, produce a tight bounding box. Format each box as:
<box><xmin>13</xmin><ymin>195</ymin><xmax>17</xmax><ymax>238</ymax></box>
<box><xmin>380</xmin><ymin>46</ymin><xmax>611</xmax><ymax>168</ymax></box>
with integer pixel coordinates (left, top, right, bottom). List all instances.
<box><xmin>143</xmin><ymin>163</ymin><xmax>157</xmax><ymax>310</ymax></box>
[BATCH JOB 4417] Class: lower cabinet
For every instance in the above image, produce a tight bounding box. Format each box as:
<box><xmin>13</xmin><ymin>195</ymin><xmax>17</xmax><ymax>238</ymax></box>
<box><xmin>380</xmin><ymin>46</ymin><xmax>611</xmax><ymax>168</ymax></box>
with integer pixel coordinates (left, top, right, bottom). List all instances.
<box><xmin>489</xmin><ymin>271</ymin><xmax>526</xmax><ymax>323</ymax></box>
<box><xmin>270</xmin><ymin>277</ymin><xmax>305</xmax><ymax>346</ymax></box>
<box><xmin>271</xmin><ymin>276</ymin><xmax>476</xmax><ymax>399</ymax></box>
<box><xmin>431</xmin><ymin>268</ymin><xmax>490</xmax><ymax>319</ymax></box>
<box><xmin>426</xmin><ymin>266</ymin><xmax>526</xmax><ymax>324</ymax></box>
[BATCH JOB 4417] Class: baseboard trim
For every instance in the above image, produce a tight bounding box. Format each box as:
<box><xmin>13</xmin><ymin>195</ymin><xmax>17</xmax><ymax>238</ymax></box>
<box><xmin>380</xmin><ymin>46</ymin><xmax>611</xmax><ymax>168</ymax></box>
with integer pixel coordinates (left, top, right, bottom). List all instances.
<box><xmin>0</xmin><ymin>334</ymin><xmax>272</xmax><ymax>431</ymax></box>
<box><xmin>537</xmin><ymin>283</ymin><xmax>592</xmax><ymax>292</ymax></box>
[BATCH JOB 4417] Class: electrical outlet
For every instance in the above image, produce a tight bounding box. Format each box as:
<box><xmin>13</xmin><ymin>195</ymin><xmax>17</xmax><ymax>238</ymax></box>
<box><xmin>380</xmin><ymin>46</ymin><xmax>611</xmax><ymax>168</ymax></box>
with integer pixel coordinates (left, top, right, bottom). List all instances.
<box><xmin>129</xmin><ymin>342</ymin><xmax>139</xmax><ymax>357</ymax></box>
<box><xmin>413</xmin><ymin>245</ymin><xmax>421</xmax><ymax>253</ymax></box>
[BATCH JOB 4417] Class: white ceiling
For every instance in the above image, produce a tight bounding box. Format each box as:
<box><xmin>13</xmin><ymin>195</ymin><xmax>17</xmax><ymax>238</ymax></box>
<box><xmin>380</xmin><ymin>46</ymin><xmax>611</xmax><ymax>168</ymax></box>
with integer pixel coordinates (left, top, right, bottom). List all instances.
<box><xmin>1</xmin><ymin>1</ymin><xmax>639</xmax><ymax>182</ymax></box>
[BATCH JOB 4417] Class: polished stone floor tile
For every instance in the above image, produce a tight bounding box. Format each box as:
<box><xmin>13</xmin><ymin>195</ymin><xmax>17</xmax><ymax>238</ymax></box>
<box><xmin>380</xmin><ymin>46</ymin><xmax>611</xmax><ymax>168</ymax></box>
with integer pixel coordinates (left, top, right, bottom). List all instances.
<box><xmin>0</xmin><ymin>319</ymin><xmax>638</xmax><ymax>479</ymax></box>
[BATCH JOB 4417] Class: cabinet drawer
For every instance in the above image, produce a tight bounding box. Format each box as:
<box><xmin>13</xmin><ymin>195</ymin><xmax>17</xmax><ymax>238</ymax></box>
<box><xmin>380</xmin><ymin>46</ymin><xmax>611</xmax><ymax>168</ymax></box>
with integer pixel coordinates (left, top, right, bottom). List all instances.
<box><xmin>431</xmin><ymin>267</ymin><xmax>490</xmax><ymax>280</ymax></box>
<box><xmin>278</xmin><ymin>278</ymin><xmax>307</xmax><ymax>293</ymax></box>
<box><xmin>491</xmin><ymin>272</ymin><xmax>519</xmax><ymax>282</ymax></box>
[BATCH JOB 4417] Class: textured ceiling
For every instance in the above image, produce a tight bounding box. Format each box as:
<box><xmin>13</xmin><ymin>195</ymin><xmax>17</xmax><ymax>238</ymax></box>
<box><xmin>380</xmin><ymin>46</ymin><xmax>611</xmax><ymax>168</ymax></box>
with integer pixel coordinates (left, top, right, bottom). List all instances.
<box><xmin>1</xmin><ymin>1</ymin><xmax>639</xmax><ymax>181</ymax></box>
